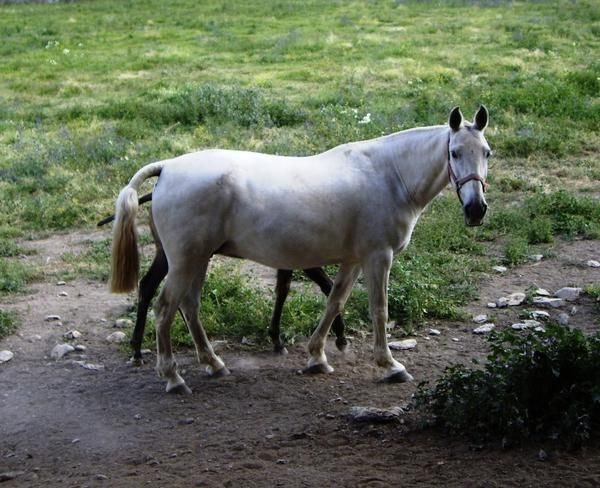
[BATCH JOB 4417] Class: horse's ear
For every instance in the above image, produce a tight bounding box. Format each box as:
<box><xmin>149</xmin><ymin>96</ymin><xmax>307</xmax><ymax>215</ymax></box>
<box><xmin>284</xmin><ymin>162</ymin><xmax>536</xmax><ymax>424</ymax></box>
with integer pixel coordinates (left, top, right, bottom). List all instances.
<box><xmin>448</xmin><ymin>106</ymin><xmax>463</xmax><ymax>132</ymax></box>
<box><xmin>473</xmin><ymin>105</ymin><xmax>489</xmax><ymax>131</ymax></box>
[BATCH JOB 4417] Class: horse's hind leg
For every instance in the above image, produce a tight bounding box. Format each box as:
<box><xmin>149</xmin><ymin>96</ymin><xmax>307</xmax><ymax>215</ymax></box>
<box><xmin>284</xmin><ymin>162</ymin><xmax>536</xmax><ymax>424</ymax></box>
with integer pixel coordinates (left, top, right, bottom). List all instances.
<box><xmin>179</xmin><ymin>263</ymin><xmax>229</xmax><ymax>377</ymax></box>
<box><xmin>303</xmin><ymin>267</ymin><xmax>347</xmax><ymax>351</ymax></box>
<box><xmin>269</xmin><ymin>269</ymin><xmax>293</xmax><ymax>354</ymax></box>
<box><xmin>304</xmin><ymin>263</ymin><xmax>361</xmax><ymax>375</ymax></box>
<box><xmin>130</xmin><ymin>248</ymin><xmax>168</xmax><ymax>365</ymax></box>
<box><xmin>154</xmin><ymin>271</ymin><xmax>193</xmax><ymax>394</ymax></box>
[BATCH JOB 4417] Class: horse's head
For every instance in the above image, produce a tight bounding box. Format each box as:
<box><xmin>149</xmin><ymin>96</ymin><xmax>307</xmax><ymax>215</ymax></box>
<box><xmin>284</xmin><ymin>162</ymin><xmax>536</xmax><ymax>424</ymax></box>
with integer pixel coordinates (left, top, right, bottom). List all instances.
<box><xmin>447</xmin><ymin>105</ymin><xmax>491</xmax><ymax>227</ymax></box>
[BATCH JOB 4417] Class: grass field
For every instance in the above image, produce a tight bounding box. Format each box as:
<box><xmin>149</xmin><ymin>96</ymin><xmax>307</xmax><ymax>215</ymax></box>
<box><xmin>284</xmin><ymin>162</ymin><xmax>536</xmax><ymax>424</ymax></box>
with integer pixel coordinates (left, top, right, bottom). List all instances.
<box><xmin>0</xmin><ymin>0</ymin><xmax>599</xmax><ymax>343</ymax></box>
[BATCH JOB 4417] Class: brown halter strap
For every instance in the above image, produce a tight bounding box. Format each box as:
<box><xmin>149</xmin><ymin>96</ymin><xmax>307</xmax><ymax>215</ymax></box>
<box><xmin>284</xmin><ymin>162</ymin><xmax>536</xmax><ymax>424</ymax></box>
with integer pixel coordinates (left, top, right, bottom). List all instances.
<box><xmin>447</xmin><ymin>136</ymin><xmax>488</xmax><ymax>204</ymax></box>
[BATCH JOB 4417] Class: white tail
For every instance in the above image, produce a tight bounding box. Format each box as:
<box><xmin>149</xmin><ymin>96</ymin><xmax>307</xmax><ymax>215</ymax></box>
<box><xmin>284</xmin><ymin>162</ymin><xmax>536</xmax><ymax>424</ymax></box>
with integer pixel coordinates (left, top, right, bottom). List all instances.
<box><xmin>110</xmin><ymin>162</ymin><xmax>165</xmax><ymax>293</ymax></box>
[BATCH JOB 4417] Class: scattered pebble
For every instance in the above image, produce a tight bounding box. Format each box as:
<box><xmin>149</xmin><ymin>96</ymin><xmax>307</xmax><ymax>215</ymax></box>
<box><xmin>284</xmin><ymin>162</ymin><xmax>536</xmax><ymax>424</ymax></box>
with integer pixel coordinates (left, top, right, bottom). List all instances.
<box><xmin>538</xmin><ymin>449</ymin><xmax>548</xmax><ymax>462</ymax></box>
<box><xmin>558</xmin><ymin>313</ymin><xmax>570</xmax><ymax>326</ymax></box>
<box><xmin>348</xmin><ymin>406</ymin><xmax>404</xmax><ymax>423</ymax></box>
<box><xmin>0</xmin><ymin>350</ymin><xmax>14</xmax><ymax>363</ymax></box>
<box><xmin>586</xmin><ymin>260</ymin><xmax>600</xmax><ymax>268</ymax></box>
<box><xmin>95</xmin><ymin>474</ymin><xmax>108</xmax><ymax>480</ymax></box>
<box><xmin>530</xmin><ymin>310</ymin><xmax>550</xmax><ymax>321</ymax></box>
<box><xmin>241</xmin><ymin>336</ymin><xmax>254</xmax><ymax>346</ymax></box>
<box><xmin>529</xmin><ymin>254</ymin><xmax>543</xmax><ymax>262</ymax></box>
<box><xmin>64</xmin><ymin>330</ymin><xmax>82</xmax><ymax>340</ymax></box>
<box><xmin>473</xmin><ymin>323</ymin><xmax>495</xmax><ymax>334</ymax></box>
<box><xmin>58</xmin><ymin>291</ymin><xmax>68</xmax><ymax>297</ymax></box>
<box><xmin>389</xmin><ymin>339</ymin><xmax>417</xmax><ymax>350</ymax></box>
<box><xmin>74</xmin><ymin>344</ymin><xmax>87</xmax><ymax>352</ymax></box>
<box><xmin>533</xmin><ymin>297</ymin><xmax>565</xmax><ymax>308</ymax></box>
<box><xmin>511</xmin><ymin>320</ymin><xmax>543</xmax><ymax>331</ymax></box>
<box><xmin>487</xmin><ymin>302</ymin><xmax>497</xmax><ymax>309</ymax></box>
<box><xmin>73</xmin><ymin>361</ymin><xmax>104</xmax><ymax>371</ymax></box>
<box><xmin>106</xmin><ymin>331</ymin><xmax>126</xmax><ymax>343</ymax></box>
<box><xmin>554</xmin><ymin>287</ymin><xmax>581</xmax><ymax>301</ymax></box>
<box><xmin>534</xmin><ymin>288</ymin><xmax>551</xmax><ymax>297</ymax></box>
<box><xmin>56</xmin><ymin>281</ymin><xmax>66</xmax><ymax>286</ymax></box>
<box><xmin>496</xmin><ymin>297</ymin><xmax>509</xmax><ymax>308</ymax></box>
<box><xmin>472</xmin><ymin>314</ymin><xmax>488</xmax><ymax>324</ymax></box>
<box><xmin>44</xmin><ymin>315</ymin><xmax>61</xmax><ymax>322</ymax></box>
<box><xmin>0</xmin><ymin>471</ymin><xmax>25</xmax><ymax>482</ymax></box>
<box><xmin>134</xmin><ymin>414</ymin><xmax>142</xmax><ymax>420</ymax></box>
<box><xmin>428</xmin><ymin>328</ymin><xmax>441</xmax><ymax>336</ymax></box>
<box><xmin>114</xmin><ymin>318</ymin><xmax>133</xmax><ymax>328</ymax></box>
<box><xmin>506</xmin><ymin>292</ymin><xmax>526</xmax><ymax>306</ymax></box>
<box><xmin>451</xmin><ymin>337</ymin><xmax>460</xmax><ymax>342</ymax></box>
<box><xmin>51</xmin><ymin>343</ymin><xmax>75</xmax><ymax>359</ymax></box>
<box><xmin>492</xmin><ymin>265</ymin><xmax>507</xmax><ymax>273</ymax></box>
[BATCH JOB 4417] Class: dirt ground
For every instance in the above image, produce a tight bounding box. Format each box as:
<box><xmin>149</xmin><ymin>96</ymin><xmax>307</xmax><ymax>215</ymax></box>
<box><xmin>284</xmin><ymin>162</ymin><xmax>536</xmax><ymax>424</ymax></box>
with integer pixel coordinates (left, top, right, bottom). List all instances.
<box><xmin>1</xmin><ymin>231</ymin><xmax>599</xmax><ymax>487</ymax></box>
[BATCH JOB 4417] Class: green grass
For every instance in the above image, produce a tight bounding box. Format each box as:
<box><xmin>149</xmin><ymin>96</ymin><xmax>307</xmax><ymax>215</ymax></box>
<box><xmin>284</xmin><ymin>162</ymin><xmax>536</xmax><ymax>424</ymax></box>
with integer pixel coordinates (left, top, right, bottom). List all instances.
<box><xmin>0</xmin><ymin>0</ymin><xmax>598</xmax><ymax>341</ymax></box>
<box><xmin>0</xmin><ymin>309</ymin><xmax>18</xmax><ymax>339</ymax></box>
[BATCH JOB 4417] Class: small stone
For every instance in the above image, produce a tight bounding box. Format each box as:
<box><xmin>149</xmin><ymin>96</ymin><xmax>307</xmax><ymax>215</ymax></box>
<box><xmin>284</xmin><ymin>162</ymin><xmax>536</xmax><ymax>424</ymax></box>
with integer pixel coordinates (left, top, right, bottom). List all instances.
<box><xmin>74</xmin><ymin>344</ymin><xmax>87</xmax><ymax>352</ymax></box>
<box><xmin>506</xmin><ymin>292</ymin><xmax>526</xmax><ymax>306</ymax></box>
<box><xmin>134</xmin><ymin>414</ymin><xmax>142</xmax><ymax>420</ymax></box>
<box><xmin>538</xmin><ymin>449</ymin><xmax>548</xmax><ymax>462</ymax></box>
<box><xmin>389</xmin><ymin>339</ymin><xmax>417</xmax><ymax>350</ymax></box>
<box><xmin>0</xmin><ymin>350</ymin><xmax>14</xmax><ymax>363</ymax></box>
<box><xmin>586</xmin><ymin>260</ymin><xmax>600</xmax><ymax>268</ymax></box>
<box><xmin>487</xmin><ymin>302</ymin><xmax>497</xmax><ymax>309</ymax></box>
<box><xmin>56</xmin><ymin>281</ymin><xmax>67</xmax><ymax>286</ymax></box>
<box><xmin>45</xmin><ymin>315</ymin><xmax>61</xmax><ymax>322</ymax></box>
<box><xmin>473</xmin><ymin>314</ymin><xmax>488</xmax><ymax>324</ymax></box>
<box><xmin>27</xmin><ymin>334</ymin><xmax>42</xmax><ymax>342</ymax></box>
<box><xmin>106</xmin><ymin>331</ymin><xmax>126</xmax><ymax>343</ymax></box>
<box><xmin>73</xmin><ymin>361</ymin><xmax>104</xmax><ymax>371</ymax></box>
<box><xmin>570</xmin><ymin>306</ymin><xmax>578</xmax><ymax>316</ymax></box>
<box><xmin>558</xmin><ymin>313</ymin><xmax>570</xmax><ymax>326</ymax></box>
<box><xmin>530</xmin><ymin>310</ymin><xmax>550</xmax><ymax>321</ymax></box>
<box><xmin>241</xmin><ymin>336</ymin><xmax>254</xmax><ymax>346</ymax></box>
<box><xmin>473</xmin><ymin>323</ymin><xmax>495</xmax><ymax>334</ymax></box>
<box><xmin>428</xmin><ymin>328</ymin><xmax>441</xmax><ymax>336</ymax></box>
<box><xmin>95</xmin><ymin>474</ymin><xmax>108</xmax><ymax>480</ymax></box>
<box><xmin>534</xmin><ymin>288</ymin><xmax>551</xmax><ymax>297</ymax></box>
<box><xmin>496</xmin><ymin>297</ymin><xmax>509</xmax><ymax>308</ymax></box>
<box><xmin>348</xmin><ymin>406</ymin><xmax>404</xmax><ymax>423</ymax></box>
<box><xmin>533</xmin><ymin>297</ymin><xmax>565</xmax><ymax>308</ymax></box>
<box><xmin>114</xmin><ymin>318</ymin><xmax>133</xmax><ymax>328</ymax></box>
<box><xmin>178</xmin><ymin>418</ymin><xmax>195</xmax><ymax>425</ymax></box>
<box><xmin>451</xmin><ymin>337</ymin><xmax>460</xmax><ymax>342</ymax></box>
<box><xmin>492</xmin><ymin>265</ymin><xmax>507</xmax><ymax>273</ymax></box>
<box><xmin>554</xmin><ymin>287</ymin><xmax>581</xmax><ymax>302</ymax></box>
<box><xmin>511</xmin><ymin>320</ymin><xmax>542</xmax><ymax>331</ymax></box>
<box><xmin>529</xmin><ymin>254</ymin><xmax>543</xmax><ymax>262</ymax></box>
<box><xmin>72</xmin><ymin>438</ymin><xmax>80</xmax><ymax>444</ymax></box>
<box><xmin>0</xmin><ymin>471</ymin><xmax>26</xmax><ymax>482</ymax></box>
<box><xmin>64</xmin><ymin>330</ymin><xmax>82</xmax><ymax>340</ymax></box>
<box><xmin>51</xmin><ymin>343</ymin><xmax>75</xmax><ymax>359</ymax></box>
<box><xmin>58</xmin><ymin>291</ymin><xmax>68</xmax><ymax>297</ymax></box>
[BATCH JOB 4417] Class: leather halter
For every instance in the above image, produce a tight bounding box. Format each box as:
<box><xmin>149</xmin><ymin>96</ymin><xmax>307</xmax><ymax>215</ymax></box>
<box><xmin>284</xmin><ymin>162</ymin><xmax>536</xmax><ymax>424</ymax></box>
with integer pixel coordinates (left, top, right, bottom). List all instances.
<box><xmin>447</xmin><ymin>135</ymin><xmax>488</xmax><ymax>204</ymax></box>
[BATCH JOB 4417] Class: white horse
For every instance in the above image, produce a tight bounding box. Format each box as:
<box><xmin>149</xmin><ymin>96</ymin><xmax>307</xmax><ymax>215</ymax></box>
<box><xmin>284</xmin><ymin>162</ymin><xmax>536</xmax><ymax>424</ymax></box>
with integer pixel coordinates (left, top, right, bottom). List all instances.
<box><xmin>110</xmin><ymin>106</ymin><xmax>491</xmax><ymax>393</ymax></box>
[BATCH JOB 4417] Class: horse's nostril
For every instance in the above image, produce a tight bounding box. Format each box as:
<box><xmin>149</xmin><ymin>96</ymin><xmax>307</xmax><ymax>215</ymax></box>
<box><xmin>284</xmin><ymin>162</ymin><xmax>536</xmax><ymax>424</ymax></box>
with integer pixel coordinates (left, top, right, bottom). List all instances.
<box><xmin>465</xmin><ymin>200</ymin><xmax>487</xmax><ymax>222</ymax></box>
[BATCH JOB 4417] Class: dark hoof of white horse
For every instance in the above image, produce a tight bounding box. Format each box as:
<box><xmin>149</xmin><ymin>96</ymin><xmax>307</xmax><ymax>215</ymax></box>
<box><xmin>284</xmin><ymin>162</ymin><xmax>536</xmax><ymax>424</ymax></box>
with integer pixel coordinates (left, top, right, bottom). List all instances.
<box><xmin>301</xmin><ymin>363</ymin><xmax>334</xmax><ymax>375</ymax></box>
<box><xmin>335</xmin><ymin>337</ymin><xmax>348</xmax><ymax>352</ymax></box>
<box><xmin>380</xmin><ymin>369</ymin><xmax>414</xmax><ymax>384</ymax></box>
<box><xmin>210</xmin><ymin>366</ymin><xmax>231</xmax><ymax>378</ymax></box>
<box><xmin>167</xmin><ymin>382</ymin><xmax>192</xmax><ymax>395</ymax></box>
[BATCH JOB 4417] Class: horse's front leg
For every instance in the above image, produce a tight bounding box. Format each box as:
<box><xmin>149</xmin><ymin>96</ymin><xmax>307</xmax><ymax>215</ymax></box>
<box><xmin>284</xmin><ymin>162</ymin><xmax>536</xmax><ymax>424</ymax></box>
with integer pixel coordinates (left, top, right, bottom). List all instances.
<box><xmin>363</xmin><ymin>250</ymin><xmax>413</xmax><ymax>383</ymax></box>
<box><xmin>304</xmin><ymin>263</ymin><xmax>361</xmax><ymax>374</ymax></box>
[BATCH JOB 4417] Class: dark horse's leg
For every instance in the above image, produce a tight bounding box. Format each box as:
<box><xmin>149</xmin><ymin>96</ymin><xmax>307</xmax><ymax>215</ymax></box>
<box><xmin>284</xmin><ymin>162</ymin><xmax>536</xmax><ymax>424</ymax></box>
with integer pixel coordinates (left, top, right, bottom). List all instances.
<box><xmin>268</xmin><ymin>270</ymin><xmax>293</xmax><ymax>354</ymax></box>
<box><xmin>302</xmin><ymin>267</ymin><xmax>347</xmax><ymax>351</ymax></box>
<box><xmin>268</xmin><ymin>268</ymin><xmax>347</xmax><ymax>354</ymax></box>
<box><xmin>129</xmin><ymin>214</ymin><xmax>168</xmax><ymax>365</ymax></box>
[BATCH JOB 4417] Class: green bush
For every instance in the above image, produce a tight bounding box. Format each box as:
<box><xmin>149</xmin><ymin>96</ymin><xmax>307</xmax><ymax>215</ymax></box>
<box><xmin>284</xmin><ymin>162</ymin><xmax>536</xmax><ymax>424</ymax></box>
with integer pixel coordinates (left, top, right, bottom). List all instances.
<box><xmin>415</xmin><ymin>323</ymin><xmax>600</xmax><ymax>448</ymax></box>
<box><xmin>0</xmin><ymin>309</ymin><xmax>17</xmax><ymax>339</ymax></box>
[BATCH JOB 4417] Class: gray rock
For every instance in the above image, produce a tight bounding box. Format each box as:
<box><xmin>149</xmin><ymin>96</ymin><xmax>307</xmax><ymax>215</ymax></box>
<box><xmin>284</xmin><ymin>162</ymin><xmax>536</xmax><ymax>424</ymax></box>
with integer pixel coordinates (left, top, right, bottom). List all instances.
<box><xmin>473</xmin><ymin>323</ymin><xmax>495</xmax><ymax>334</ymax></box>
<box><xmin>554</xmin><ymin>287</ymin><xmax>581</xmax><ymax>301</ymax></box>
<box><xmin>44</xmin><ymin>315</ymin><xmax>61</xmax><ymax>322</ymax></box>
<box><xmin>56</xmin><ymin>281</ymin><xmax>67</xmax><ymax>286</ymax></box>
<box><xmin>530</xmin><ymin>310</ymin><xmax>550</xmax><ymax>321</ymax></box>
<box><xmin>0</xmin><ymin>350</ymin><xmax>14</xmax><ymax>363</ymax></box>
<box><xmin>114</xmin><ymin>318</ymin><xmax>133</xmax><ymax>328</ymax></box>
<box><xmin>534</xmin><ymin>288</ymin><xmax>551</xmax><ymax>297</ymax></box>
<box><xmin>348</xmin><ymin>406</ymin><xmax>404</xmax><ymax>423</ymax></box>
<box><xmin>558</xmin><ymin>313</ymin><xmax>570</xmax><ymax>326</ymax></box>
<box><xmin>58</xmin><ymin>291</ymin><xmax>68</xmax><ymax>297</ymax></box>
<box><xmin>506</xmin><ymin>292</ymin><xmax>526</xmax><ymax>306</ymax></box>
<box><xmin>389</xmin><ymin>339</ymin><xmax>417</xmax><ymax>350</ymax></box>
<box><xmin>73</xmin><ymin>361</ymin><xmax>104</xmax><ymax>371</ymax></box>
<box><xmin>106</xmin><ymin>331</ymin><xmax>126</xmax><ymax>343</ymax></box>
<box><xmin>496</xmin><ymin>297</ymin><xmax>509</xmax><ymax>308</ymax></box>
<box><xmin>511</xmin><ymin>320</ymin><xmax>542</xmax><ymax>331</ymax></box>
<box><xmin>74</xmin><ymin>344</ymin><xmax>87</xmax><ymax>352</ymax></box>
<box><xmin>533</xmin><ymin>297</ymin><xmax>565</xmax><ymax>308</ymax></box>
<box><xmin>51</xmin><ymin>343</ymin><xmax>75</xmax><ymax>359</ymax></box>
<box><xmin>586</xmin><ymin>260</ymin><xmax>600</xmax><ymax>268</ymax></box>
<box><xmin>472</xmin><ymin>314</ymin><xmax>488</xmax><ymax>324</ymax></box>
<box><xmin>428</xmin><ymin>328</ymin><xmax>441</xmax><ymax>336</ymax></box>
<box><xmin>529</xmin><ymin>254</ymin><xmax>543</xmax><ymax>262</ymax></box>
<box><xmin>487</xmin><ymin>302</ymin><xmax>497</xmax><ymax>308</ymax></box>
<box><xmin>63</xmin><ymin>330</ymin><xmax>82</xmax><ymax>340</ymax></box>
<box><xmin>492</xmin><ymin>265</ymin><xmax>507</xmax><ymax>273</ymax></box>
<box><xmin>0</xmin><ymin>471</ymin><xmax>25</xmax><ymax>482</ymax></box>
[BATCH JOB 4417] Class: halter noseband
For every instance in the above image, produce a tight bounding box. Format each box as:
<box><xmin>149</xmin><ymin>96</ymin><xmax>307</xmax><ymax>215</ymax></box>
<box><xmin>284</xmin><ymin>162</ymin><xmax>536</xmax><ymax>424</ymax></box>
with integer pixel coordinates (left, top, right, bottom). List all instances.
<box><xmin>447</xmin><ymin>136</ymin><xmax>488</xmax><ymax>204</ymax></box>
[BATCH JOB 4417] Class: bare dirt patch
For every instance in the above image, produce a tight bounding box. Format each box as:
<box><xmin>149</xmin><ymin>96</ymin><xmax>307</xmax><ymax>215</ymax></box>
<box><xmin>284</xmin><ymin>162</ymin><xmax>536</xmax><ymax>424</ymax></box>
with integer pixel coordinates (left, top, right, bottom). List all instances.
<box><xmin>1</xmin><ymin>233</ymin><xmax>599</xmax><ymax>487</ymax></box>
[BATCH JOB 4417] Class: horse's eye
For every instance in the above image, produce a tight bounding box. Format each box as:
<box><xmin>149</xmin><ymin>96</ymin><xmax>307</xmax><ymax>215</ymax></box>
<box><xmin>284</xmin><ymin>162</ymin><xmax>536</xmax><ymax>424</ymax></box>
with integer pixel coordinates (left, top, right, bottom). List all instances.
<box><xmin>485</xmin><ymin>150</ymin><xmax>492</xmax><ymax>159</ymax></box>
<box><xmin>450</xmin><ymin>150</ymin><xmax>458</xmax><ymax>159</ymax></box>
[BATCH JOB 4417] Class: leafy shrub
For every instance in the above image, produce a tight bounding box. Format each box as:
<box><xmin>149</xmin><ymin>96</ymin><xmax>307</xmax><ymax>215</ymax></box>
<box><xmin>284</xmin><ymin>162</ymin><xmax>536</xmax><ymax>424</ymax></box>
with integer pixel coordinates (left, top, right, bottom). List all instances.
<box><xmin>0</xmin><ymin>309</ymin><xmax>17</xmax><ymax>339</ymax></box>
<box><xmin>415</xmin><ymin>323</ymin><xmax>600</xmax><ymax>448</ymax></box>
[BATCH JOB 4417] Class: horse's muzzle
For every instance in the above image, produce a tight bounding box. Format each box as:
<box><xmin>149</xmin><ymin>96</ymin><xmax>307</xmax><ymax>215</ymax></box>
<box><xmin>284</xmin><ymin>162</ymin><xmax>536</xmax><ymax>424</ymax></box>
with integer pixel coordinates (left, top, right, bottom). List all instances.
<box><xmin>464</xmin><ymin>199</ymin><xmax>488</xmax><ymax>227</ymax></box>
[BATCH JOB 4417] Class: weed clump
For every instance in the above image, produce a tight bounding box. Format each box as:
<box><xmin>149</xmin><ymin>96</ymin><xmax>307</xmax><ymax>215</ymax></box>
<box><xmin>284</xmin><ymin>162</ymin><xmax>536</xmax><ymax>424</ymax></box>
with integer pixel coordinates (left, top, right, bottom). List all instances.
<box><xmin>415</xmin><ymin>323</ymin><xmax>600</xmax><ymax>449</ymax></box>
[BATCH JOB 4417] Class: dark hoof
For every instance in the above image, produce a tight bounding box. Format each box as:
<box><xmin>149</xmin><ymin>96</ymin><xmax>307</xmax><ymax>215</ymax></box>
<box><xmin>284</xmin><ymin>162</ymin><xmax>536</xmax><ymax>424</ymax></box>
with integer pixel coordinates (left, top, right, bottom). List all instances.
<box><xmin>273</xmin><ymin>344</ymin><xmax>289</xmax><ymax>356</ymax></box>
<box><xmin>380</xmin><ymin>369</ymin><xmax>414</xmax><ymax>384</ymax></box>
<box><xmin>210</xmin><ymin>366</ymin><xmax>231</xmax><ymax>378</ymax></box>
<box><xmin>301</xmin><ymin>363</ymin><xmax>334</xmax><ymax>375</ymax></box>
<box><xmin>335</xmin><ymin>337</ymin><xmax>348</xmax><ymax>352</ymax></box>
<box><xmin>166</xmin><ymin>382</ymin><xmax>192</xmax><ymax>395</ymax></box>
<box><xmin>128</xmin><ymin>356</ymin><xmax>144</xmax><ymax>367</ymax></box>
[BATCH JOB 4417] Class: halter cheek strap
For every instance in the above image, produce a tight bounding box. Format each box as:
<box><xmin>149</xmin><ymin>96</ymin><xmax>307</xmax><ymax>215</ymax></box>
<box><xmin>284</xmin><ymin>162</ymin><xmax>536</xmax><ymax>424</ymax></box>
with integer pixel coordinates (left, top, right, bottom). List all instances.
<box><xmin>447</xmin><ymin>138</ymin><xmax>489</xmax><ymax>204</ymax></box>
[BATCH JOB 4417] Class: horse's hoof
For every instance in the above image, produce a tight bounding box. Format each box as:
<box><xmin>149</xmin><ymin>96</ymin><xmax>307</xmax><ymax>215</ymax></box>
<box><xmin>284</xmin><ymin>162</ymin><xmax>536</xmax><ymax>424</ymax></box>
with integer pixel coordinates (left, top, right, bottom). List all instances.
<box><xmin>209</xmin><ymin>366</ymin><xmax>231</xmax><ymax>378</ymax></box>
<box><xmin>166</xmin><ymin>382</ymin><xmax>192</xmax><ymax>395</ymax></box>
<box><xmin>335</xmin><ymin>337</ymin><xmax>348</xmax><ymax>352</ymax></box>
<box><xmin>380</xmin><ymin>369</ymin><xmax>414</xmax><ymax>384</ymax></box>
<box><xmin>301</xmin><ymin>363</ymin><xmax>334</xmax><ymax>375</ymax></box>
<box><xmin>128</xmin><ymin>356</ymin><xmax>144</xmax><ymax>367</ymax></box>
<box><xmin>273</xmin><ymin>345</ymin><xmax>289</xmax><ymax>356</ymax></box>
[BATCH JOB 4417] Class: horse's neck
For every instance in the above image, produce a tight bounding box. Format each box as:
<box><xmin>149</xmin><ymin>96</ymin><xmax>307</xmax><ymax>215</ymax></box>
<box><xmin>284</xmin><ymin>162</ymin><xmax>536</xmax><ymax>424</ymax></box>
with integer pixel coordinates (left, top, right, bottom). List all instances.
<box><xmin>367</xmin><ymin>126</ymin><xmax>450</xmax><ymax>211</ymax></box>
